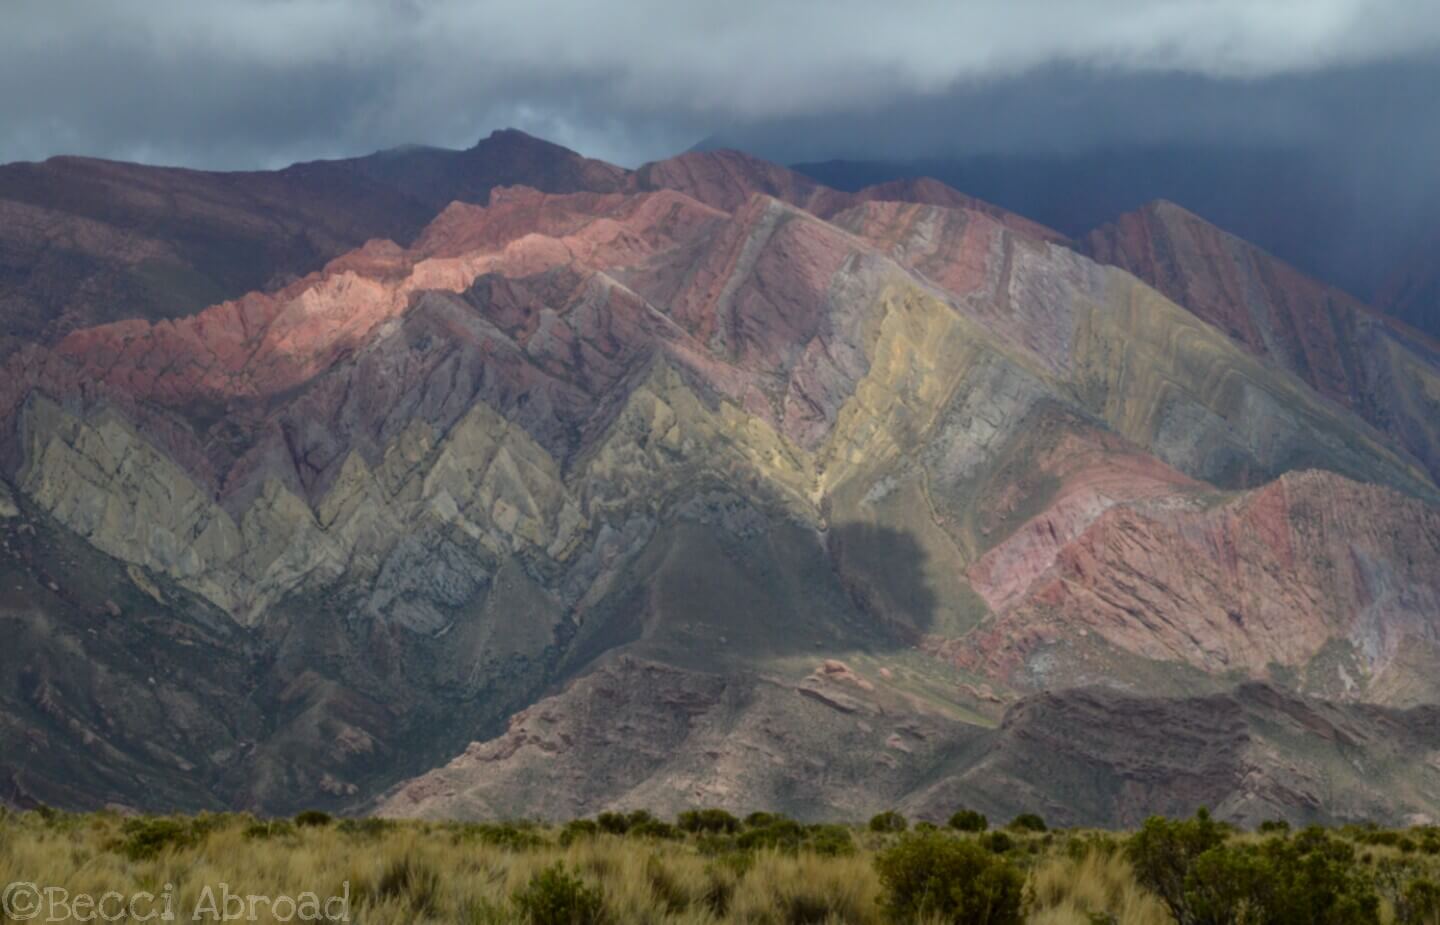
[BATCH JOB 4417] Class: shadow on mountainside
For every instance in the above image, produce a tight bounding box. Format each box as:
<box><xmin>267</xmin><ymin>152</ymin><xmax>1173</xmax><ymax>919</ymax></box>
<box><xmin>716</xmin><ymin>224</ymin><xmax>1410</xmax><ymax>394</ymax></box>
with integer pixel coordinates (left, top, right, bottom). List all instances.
<box><xmin>559</xmin><ymin>518</ymin><xmax>943</xmax><ymax>676</ymax></box>
<box><xmin>826</xmin><ymin>520</ymin><xmax>942</xmax><ymax>643</ymax></box>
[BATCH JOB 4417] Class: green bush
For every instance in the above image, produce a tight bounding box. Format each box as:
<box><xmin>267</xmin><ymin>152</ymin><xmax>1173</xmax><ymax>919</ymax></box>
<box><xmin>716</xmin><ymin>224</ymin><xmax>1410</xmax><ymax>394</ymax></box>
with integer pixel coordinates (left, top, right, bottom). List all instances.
<box><xmin>560</xmin><ymin>819</ymin><xmax>600</xmax><ymax>846</ymax></box>
<box><xmin>1186</xmin><ymin>831</ymin><xmax>1378</xmax><ymax>925</ymax></box>
<box><xmin>629</xmin><ymin>819</ymin><xmax>680</xmax><ymax>840</ymax></box>
<box><xmin>117</xmin><ymin>817</ymin><xmax>196</xmax><ymax>860</ymax></box>
<box><xmin>242</xmin><ymin>819</ymin><xmax>296</xmax><ymax>841</ymax></box>
<box><xmin>336</xmin><ymin>817</ymin><xmax>395</xmax><ymax>838</ymax></box>
<box><xmin>806</xmin><ymin>824</ymin><xmax>857</xmax><ymax>857</ymax></box>
<box><xmin>1399</xmin><ymin>878</ymin><xmax>1440</xmax><ymax>925</ymax></box>
<box><xmin>453</xmin><ymin>821</ymin><xmax>545</xmax><ymax>850</ymax></box>
<box><xmin>595</xmin><ymin>811</ymin><xmax>631</xmax><ymax>835</ymax></box>
<box><xmin>626</xmin><ymin>810</ymin><xmax>659</xmax><ymax>828</ymax></box>
<box><xmin>512</xmin><ymin>863</ymin><xmax>606</xmax><ymax>925</ymax></box>
<box><xmin>1007</xmin><ymin>813</ymin><xmax>1047</xmax><ymax>833</ymax></box>
<box><xmin>869</xmin><ymin>810</ymin><xmax>909</xmax><ymax>833</ymax></box>
<box><xmin>1259</xmin><ymin>818</ymin><xmax>1293</xmax><ymax>835</ymax></box>
<box><xmin>1127</xmin><ymin>808</ymin><xmax>1230</xmax><ymax>921</ymax></box>
<box><xmin>875</xmin><ymin>831</ymin><xmax>1024</xmax><ymax>924</ymax></box>
<box><xmin>950</xmin><ymin>809</ymin><xmax>990</xmax><ymax>833</ymax></box>
<box><xmin>678</xmin><ymin>808</ymin><xmax>740</xmax><ymax>834</ymax></box>
<box><xmin>744</xmin><ymin>811</ymin><xmax>786</xmax><ymax>829</ymax></box>
<box><xmin>1131</xmin><ymin>812</ymin><xmax>1378</xmax><ymax>925</ymax></box>
<box><xmin>736</xmin><ymin>818</ymin><xmax>805</xmax><ymax>852</ymax></box>
<box><xmin>293</xmin><ymin>809</ymin><xmax>333</xmax><ymax>828</ymax></box>
<box><xmin>982</xmin><ymin>832</ymin><xmax>1014</xmax><ymax>855</ymax></box>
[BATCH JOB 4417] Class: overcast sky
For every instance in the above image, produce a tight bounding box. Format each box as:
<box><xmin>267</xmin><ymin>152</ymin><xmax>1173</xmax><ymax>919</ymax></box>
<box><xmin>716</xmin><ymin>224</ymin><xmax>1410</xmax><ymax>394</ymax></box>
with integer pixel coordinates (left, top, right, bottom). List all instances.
<box><xmin>2</xmin><ymin>0</ymin><xmax>1439</xmax><ymax>170</ymax></box>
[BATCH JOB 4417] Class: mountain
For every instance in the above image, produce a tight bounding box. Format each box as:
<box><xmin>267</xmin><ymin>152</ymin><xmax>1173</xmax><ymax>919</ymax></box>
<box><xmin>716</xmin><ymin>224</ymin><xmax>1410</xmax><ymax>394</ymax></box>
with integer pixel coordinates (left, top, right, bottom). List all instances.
<box><xmin>2</xmin><ymin>134</ymin><xmax>1438</xmax><ymax>826</ymax></box>
<box><xmin>0</xmin><ymin>130</ymin><xmax>633</xmax><ymax>348</ymax></box>
<box><xmin>1083</xmin><ymin>200</ymin><xmax>1440</xmax><ymax>485</ymax></box>
<box><xmin>1376</xmin><ymin>221</ymin><xmax>1440</xmax><ymax>339</ymax></box>
<box><xmin>792</xmin><ymin>146</ymin><xmax>1413</xmax><ymax>312</ymax></box>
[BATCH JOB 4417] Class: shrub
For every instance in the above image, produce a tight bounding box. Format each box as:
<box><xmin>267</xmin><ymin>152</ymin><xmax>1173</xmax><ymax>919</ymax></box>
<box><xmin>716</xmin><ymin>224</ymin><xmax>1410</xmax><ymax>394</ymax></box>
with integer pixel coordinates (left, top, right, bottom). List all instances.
<box><xmin>512</xmin><ymin>863</ymin><xmax>606</xmax><ymax>925</ymax></box>
<box><xmin>1186</xmin><ymin>832</ymin><xmax>1379</xmax><ymax>925</ymax></box>
<box><xmin>875</xmin><ymin>831</ymin><xmax>1024</xmax><ymax>924</ymax></box>
<box><xmin>629</xmin><ymin>818</ymin><xmax>680</xmax><ymax>840</ymax></box>
<box><xmin>678</xmin><ymin>808</ymin><xmax>740</xmax><ymax>834</ymax></box>
<box><xmin>950</xmin><ymin>809</ymin><xmax>990</xmax><ymax>833</ymax></box>
<box><xmin>1064</xmin><ymin>832</ymin><xmax>1121</xmax><ymax>861</ymax></box>
<box><xmin>293</xmin><ymin>809</ymin><xmax>333</xmax><ymax>828</ymax></box>
<box><xmin>1007</xmin><ymin>813</ymin><xmax>1047</xmax><ymax>833</ymax></box>
<box><xmin>1126</xmin><ymin>807</ymin><xmax>1229</xmax><ymax>921</ymax></box>
<box><xmin>454</xmin><ymin>821</ymin><xmax>545</xmax><ymax>850</ymax></box>
<box><xmin>560</xmin><ymin>819</ymin><xmax>600</xmax><ymax>846</ymax></box>
<box><xmin>744</xmin><ymin>811</ymin><xmax>786</xmax><ymax>829</ymax></box>
<box><xmin>737</xmin><ymin>818</ymin><xmax>806</xmax><ymax>852</ymax></box>
<box><xmin>337</xmin><ymin>817</ymin><xmax>395</xmax><ymax>838</ymax></box>
<box><xmin>242</xmin><ymin>819</ymin><xmax>296</xmax><ymax>840</ymax></box>
<box><xmin>117</xmin><ymin>817</ymin><xmax>196</xmax><ymax>860</ymax></box>
<box><xmin>1132</xmin><ymin>813</ymin><xmax>1379</xmax><ymax>925</ymax></box>
<box><xmin>869</xmin><ymin>810</ymin><xmax>908</xmax><ymax>833</ymax></box>
<box><xmin>1259</xmin><ymin>818</ymin><xmax>1293</xmax><ymax>835</ymax></box>
<box><xmin>595</xmin><ymin>812</ymin><xmax>630</xmax><ymax>835</ymax></box>
<box><xmin>1400</xmin><ymin>878</ymin><xmax>1440</xmax><ymax>925</ymax></box>
<box><xmin>982</xmin><ymin>831</ymin><xmax>1014</xmax><ymax>854</ymax></box>
<box><xmin>806</xmin><ymin>824</ymin><xmax>857</xmax><ymax>857</ymax></box>
<box><xmin>625</xmin><ymin>809</ymin><xmax>659</xmax><ymax>829</ymax></box>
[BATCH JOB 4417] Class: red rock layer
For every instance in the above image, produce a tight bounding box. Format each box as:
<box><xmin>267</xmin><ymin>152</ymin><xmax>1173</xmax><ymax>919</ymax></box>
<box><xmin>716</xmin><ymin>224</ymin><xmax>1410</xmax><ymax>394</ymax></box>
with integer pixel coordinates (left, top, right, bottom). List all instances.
<box><xmin>951</xmin><ymin>470</ymin><xmax>1440</xmax><ymax>684</ymax></box>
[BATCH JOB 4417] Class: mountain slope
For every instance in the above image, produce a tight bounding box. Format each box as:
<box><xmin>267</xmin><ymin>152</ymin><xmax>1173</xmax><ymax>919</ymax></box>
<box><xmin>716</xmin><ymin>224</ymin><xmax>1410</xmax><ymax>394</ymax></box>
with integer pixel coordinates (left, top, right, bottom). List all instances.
<box><xmin>0</xmin><ymin>130</ymin><xmax>632</xmax><ymax>346</ymax></box>
<box><xmin>1376</xmin><ymin>222</ymin><xmax>1440</xmax><ymax>339</ymax></box>
<box><xmin>1</xmin><ymin>139</ymin><xmax>1437</xmax><ymax>825</ymax></box>
<box><xmin>1084</xmin><ymin>200</ymin><xmax>1440</xmax><ymax>485</ymax></box>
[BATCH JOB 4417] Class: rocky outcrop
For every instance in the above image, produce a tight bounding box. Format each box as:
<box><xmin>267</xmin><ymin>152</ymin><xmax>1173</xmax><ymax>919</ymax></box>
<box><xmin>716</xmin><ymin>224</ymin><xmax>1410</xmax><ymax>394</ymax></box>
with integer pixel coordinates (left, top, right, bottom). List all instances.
<box><xmin>953</xmin><ymin>470</ymin><xmax>1440</xmax><ymax>700</ymax></box>
<box><xmin>384</xmin><ymin>664</ymin><xmax>1440</xmax><ymax>828</ymax></box>
<box><xmin>379</xmin><ymin>654</ymin><xmax>988</xmax><ymax>822</ymax></box>
<box><xmin>905</xmin><ymin>683</ymin><xmax>1440</xmax><ymax>828</ymax></box>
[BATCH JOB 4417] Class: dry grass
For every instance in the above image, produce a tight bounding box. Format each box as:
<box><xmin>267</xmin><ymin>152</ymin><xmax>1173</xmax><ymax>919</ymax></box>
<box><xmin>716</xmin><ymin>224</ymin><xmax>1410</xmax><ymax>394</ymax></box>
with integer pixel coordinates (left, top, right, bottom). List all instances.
<box><xmin>3</xmin><ymin>810</ymin><xmax>1438</xmax><ymax>924</ymax></box>
<box><xmin>1027</xmin><ymin>846</ymin><xmax>1171</xmax><ymax>925</ymax></box>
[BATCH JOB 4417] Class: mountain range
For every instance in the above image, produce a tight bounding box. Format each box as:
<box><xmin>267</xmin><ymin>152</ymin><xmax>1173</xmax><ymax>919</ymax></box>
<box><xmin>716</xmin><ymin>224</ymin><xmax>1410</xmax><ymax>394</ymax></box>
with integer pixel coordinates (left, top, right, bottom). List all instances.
<box><xmin>2</xmin><ymin>130</ymin><xmax>1438</xmax><ymax>828</ymax></box>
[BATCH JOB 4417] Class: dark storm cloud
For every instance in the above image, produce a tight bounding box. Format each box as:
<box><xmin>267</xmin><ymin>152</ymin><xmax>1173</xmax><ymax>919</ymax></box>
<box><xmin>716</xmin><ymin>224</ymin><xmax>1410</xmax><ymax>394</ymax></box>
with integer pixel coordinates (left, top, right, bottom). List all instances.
<box><xmin>3</xmin><ymin>0</ymin><xmax>1440</xmax><ymax>169</ymax></box>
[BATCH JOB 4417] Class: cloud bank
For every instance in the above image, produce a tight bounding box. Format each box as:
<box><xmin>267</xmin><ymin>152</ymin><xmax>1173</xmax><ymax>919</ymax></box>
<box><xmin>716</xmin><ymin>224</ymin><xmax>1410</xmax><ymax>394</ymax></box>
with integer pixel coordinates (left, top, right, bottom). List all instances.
<box><xmin>3</xmin><ymin>0</ymin><xmax>1440</xmax><ymax>167</ymax></box>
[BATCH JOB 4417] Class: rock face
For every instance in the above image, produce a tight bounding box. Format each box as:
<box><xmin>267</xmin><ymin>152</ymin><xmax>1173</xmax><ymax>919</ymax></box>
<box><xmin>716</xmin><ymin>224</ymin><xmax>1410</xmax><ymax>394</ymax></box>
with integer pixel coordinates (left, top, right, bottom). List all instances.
<box><xmin>2</xmin><ymin>134</ymin><xmax>1438</xmax><ymax>826</ymax></box>
<box><xmin>1084</xmin><ymin>201</ymin><xmax>1440</xmax><ymax>484</ymax></box>
<box><xmin>907</xmin><ymin>683</ymin><xmax>1440</xmax><ymax>829</ymax></box>
<box><xmin>954</xmin><ymin>471</ymin><xmax>1440</xmax><ymax>702</ymax></box>
<box><xmin>384</xmin><ymin>662</ymin><xmax>1440</xmax><ymax>830</ymax></box>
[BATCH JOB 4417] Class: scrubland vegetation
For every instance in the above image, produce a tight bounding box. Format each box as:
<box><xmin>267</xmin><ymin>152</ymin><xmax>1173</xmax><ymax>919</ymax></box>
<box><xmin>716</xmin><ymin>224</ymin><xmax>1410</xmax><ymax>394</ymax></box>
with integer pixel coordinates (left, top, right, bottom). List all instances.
<box><xmin>2</xmin><ymin>806</ymin><xmax>1440</xmax><ymax>923</ymax></box>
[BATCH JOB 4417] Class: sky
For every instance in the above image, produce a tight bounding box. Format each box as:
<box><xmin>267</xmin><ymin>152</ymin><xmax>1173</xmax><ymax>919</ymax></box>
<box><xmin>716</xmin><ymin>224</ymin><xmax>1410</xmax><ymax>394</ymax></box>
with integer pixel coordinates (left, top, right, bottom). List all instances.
<box><xmin>3</xmin><ymin>0</ymin><xmax>1440</xmax><ymax>170</ymax></box>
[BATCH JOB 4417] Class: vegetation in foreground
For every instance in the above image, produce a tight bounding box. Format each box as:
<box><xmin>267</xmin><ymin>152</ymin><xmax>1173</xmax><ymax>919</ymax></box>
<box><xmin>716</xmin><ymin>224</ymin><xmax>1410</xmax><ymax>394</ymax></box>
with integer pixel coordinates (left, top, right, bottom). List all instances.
<box><xmin>2</xmin><ymin>806</ymin><xmax>1440</xmax><ymax>923</ymax></box>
